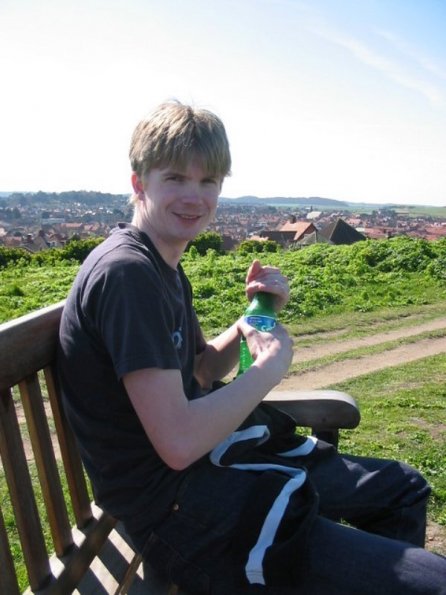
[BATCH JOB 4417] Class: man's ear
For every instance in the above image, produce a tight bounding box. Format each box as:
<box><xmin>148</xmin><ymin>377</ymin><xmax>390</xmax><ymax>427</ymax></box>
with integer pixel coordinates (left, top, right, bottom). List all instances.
<box><xmin>131</xmin><ymin>173</ymin><xmax>144</xmax><ymax>197</ymax></box>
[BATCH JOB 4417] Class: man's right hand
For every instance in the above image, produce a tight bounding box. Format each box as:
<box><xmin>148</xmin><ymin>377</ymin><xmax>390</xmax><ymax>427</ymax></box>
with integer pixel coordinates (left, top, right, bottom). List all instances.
<box><xmin>237</xmin><ymin>319</ymin><xmax>293</xmax><ymax>386</ymax></box>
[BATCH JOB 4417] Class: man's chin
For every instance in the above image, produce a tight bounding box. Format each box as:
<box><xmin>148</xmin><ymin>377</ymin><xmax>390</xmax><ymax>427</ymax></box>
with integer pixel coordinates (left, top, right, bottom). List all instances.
<box><xmin>181</xmin><ymin>223</ymin><xmax>209</xmax><ymax>239</ymax></box>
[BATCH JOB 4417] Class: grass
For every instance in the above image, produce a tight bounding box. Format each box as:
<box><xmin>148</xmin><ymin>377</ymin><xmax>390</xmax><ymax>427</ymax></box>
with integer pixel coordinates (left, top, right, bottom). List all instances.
<box><xmin>0</xmin><ymin>263</ymin><xmax>78</xmax><ymax>323</ymax></box>
<box><xmin>306</xmin><ymin>355</ymin><xmax>446</xmax><ymax>532</ymax></box>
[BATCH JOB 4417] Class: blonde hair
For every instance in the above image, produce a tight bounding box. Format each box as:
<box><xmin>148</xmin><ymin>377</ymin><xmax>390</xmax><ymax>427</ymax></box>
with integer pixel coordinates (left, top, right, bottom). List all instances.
<box><xmin>129</xmin><ymin>101</ymin><xmax>231</xmax><ymax>199</ymax></box>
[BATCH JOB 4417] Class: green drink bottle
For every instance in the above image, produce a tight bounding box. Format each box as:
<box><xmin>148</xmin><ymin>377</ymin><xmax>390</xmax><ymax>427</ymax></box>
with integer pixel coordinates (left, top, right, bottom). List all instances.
<box><xmin>237</xmin><ymin>292</ymin><xmax>277</xmax><ymax>375</ymax></box>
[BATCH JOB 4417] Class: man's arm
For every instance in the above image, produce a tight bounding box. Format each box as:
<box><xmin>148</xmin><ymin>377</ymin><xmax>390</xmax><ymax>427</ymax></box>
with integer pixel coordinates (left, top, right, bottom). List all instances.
<box><xmin>193</xmin><ymin>320</ymin><xmax>241</xmax><ymax>389</ymax></box>
<box><xmin>194</xmin><ymin>259</ymin><xmax>291</xmax><ymax>388</ymax></box>
<box><xmin>123</xmin><ymin>321</ymin><xmax>293</xmax><ymax>470</ymax></box>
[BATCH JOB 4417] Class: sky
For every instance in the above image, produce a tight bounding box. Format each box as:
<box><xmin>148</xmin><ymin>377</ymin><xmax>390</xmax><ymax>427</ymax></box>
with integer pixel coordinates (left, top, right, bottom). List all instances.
<box><xmin>1</xmin><ymin>0</ymin><xmax>445</xmax><ymax>206</ymax></box>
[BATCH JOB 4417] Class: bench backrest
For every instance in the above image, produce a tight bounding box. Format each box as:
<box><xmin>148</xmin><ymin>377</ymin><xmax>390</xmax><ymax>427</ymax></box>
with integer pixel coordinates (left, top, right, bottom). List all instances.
<box><xmin>0</xmin><ymin>302</ymin><xmax>119</xmax><ymax>594</ymax></box>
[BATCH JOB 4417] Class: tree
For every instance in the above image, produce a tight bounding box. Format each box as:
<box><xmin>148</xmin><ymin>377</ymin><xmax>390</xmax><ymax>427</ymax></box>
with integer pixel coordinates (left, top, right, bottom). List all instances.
<box><xmin>61</xmin><ymin>237</ymin><xmax>105</xmax><ymax>262</ymax></box>
<box><xmin>0</xmin><ymin>247</ymin><xmax>31</xmax><ymax>268</ymax></box>
<box><xmin>237</xmin><ymin>239</ymin><xmax>280</xmax><ymax>254</ymax></box>
<box><xmin>187</xmin><ymin>231</ymin><xmax>223</xmax><ymax>256</ymax></box>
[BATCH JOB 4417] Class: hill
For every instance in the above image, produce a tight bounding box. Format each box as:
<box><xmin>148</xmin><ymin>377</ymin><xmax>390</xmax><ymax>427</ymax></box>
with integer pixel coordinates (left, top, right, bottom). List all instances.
<box><xmin>0</xmin><ymin>190</ymin><xmax>415</xmax><ymax>210</ymax></box>
<box><xmin>220</xmin><ymin>195</ymin><xmax>348</xmax><ymax>207</ymax></box>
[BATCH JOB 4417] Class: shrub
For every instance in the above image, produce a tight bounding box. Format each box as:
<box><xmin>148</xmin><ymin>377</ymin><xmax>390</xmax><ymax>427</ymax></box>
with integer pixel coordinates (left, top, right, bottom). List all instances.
<box><xmin>237</xmin><ymin>239</ymin><xmax>280</xmax><ymax>254</ymax></box>
<box><xmin>0</xmin><ymin>247</ymin><xmax>32</xmax><ymax>268</ymax></box>
<box><xmin>187</xmin><ymin>232</ymin><xmax>224</xmax><ymax>256</ymax></box>
<box><xmin>60</xmin><ymin>237</ymin><xmax>104</xmax><ymax>263</ymax></box>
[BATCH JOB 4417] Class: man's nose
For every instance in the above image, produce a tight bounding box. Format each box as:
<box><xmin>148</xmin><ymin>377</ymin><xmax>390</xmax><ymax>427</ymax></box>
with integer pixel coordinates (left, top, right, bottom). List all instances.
<box><xmin>181</xmin><ymin>183</ymin><xmax>202</xmax><ymax>202</ymax></box>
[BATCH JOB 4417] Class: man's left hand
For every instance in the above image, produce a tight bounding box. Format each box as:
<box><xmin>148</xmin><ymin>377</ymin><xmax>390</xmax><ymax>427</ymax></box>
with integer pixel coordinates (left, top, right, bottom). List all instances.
<box><xmin>245</xmin><ymin>259</ymin><xmax>290</xmax><ymax>311</ymax></box>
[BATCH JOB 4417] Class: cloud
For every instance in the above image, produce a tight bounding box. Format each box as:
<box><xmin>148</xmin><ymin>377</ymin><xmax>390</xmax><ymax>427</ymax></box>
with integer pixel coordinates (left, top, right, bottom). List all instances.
<box><xmin>376</xmin><ymin>29</ymin><xmax>446</xmax><ymax>82</ymax></box>
<box><xmin>310</xmin><ymin>23</ymin><xmax>445</xmax><ymax>107</ymax></box>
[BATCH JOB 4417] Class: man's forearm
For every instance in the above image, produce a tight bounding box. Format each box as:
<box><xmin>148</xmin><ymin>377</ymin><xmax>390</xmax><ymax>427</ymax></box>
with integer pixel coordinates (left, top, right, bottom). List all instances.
<box><xmin>195</xmin><ymin>320</ymin><xmax>242</xmax><ymax>387</ymax></box>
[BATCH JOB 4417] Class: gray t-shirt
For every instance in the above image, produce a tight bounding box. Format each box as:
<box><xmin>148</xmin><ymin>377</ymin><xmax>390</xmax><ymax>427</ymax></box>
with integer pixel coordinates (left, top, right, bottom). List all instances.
<box><xmin>57</xmin><ymin>223</ymin><xmax>206</xmax><ymax>535</ymax></box>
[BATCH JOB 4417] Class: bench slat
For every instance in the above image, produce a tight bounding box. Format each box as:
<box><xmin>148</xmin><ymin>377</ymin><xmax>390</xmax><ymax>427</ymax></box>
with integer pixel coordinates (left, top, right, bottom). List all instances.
<box><xmin>20</xmin><ymin>373</ymin><xmax>73</xmax><ymax>557</ymax></box>
<box><xmin>0</xmin><ymin>507</ymin><xmax>21</xmax><ymax>595</ymax></box>
<box><xmin>33</xmin><ymin>508</ymin><xmax>117</xmax><ymax>595</ymax></box>
<box><xmin>45</xmin><ymin>364</ymin><xmax>94</xmax><ymax>529</ymax></box>
<box><xmin>0</xmin><ymin>387</ymin><xmax>51</xmax><ymax>591</ymax></box>
<box><xmin>0</xmin><ymin>302</ymin><xmax>64</xmax><ymax>392</ymax></box>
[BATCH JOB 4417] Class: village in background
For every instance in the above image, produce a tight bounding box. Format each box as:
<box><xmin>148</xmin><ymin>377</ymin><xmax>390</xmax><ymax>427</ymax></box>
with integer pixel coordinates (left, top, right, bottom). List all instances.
<box><xmin>1</xmin><ymin>191</ymin><xmax>446</xmax><ymax>253</ymax></box>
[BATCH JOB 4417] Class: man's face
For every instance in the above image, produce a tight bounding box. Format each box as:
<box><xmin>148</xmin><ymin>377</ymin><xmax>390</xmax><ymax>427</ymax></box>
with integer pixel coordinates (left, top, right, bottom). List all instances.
<box><xmin>135</xmin><ymin>159</ymin><xmax>222</xmax><ymax>261</ymax></box>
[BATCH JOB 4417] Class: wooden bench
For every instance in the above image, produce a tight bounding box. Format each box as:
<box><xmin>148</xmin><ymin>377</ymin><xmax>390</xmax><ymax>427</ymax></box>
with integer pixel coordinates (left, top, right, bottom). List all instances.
<box><xmin>0</xmin><ymin>302</ymin><xmax>360</xmax><ymax>594</ymax></box>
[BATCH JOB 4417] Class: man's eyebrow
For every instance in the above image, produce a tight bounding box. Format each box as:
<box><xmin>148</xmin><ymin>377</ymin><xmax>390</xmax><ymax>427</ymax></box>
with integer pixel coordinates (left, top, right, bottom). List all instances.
<box><xmin>162</xmin><ymin>168</ymin><xmax>185</xmax><ymax>175</ymax></box>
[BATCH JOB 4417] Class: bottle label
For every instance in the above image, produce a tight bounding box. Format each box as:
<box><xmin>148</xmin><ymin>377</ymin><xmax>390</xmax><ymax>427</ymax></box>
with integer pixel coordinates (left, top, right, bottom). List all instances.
<box><xmin>245</xmin><ymin>314</ymin><xmax>276</xmax><ymax>332</ymax></box>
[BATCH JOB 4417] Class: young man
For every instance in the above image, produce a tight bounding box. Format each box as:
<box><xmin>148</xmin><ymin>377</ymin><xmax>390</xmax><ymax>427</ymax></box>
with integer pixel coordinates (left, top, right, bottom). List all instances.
<box><xmin>58</xmin><ymin>101</ymin><xmax>446</xmax><ymax>594</ymax></box>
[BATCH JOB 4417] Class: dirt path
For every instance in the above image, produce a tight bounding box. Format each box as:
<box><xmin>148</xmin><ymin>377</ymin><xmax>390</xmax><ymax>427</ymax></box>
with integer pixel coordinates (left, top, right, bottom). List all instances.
<box><xmin>279</xmin><ymin>317</ymin><xmax>446</xmax><ymax>390</ymax></box>
<box><xmin>293</xmin><ymin>317</ymin><xmax>446</xmax><ymax>363</ymax></box>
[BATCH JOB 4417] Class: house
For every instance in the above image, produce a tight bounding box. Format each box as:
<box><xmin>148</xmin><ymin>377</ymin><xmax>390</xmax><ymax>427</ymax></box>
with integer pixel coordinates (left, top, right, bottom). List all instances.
<box><xmin>256</xmin><ymin>230</ymin><xmax>297</xmax><ymax>247</ymax></box>
<box><xmin>298</xmin><ymin>230</ymin><xmax>333</xmax><ymax>246</ymax></box>
<box><xmin>19</xmin><ymin>231</ymin><xmax>50</xmax><ymax>252</ymax></box>
<box><xmin>221</xmin><ymin>234</ymin><xmax>238</xmax><ymax>251</ymax></box>
<box><xmin>363</xmin><ymin>227</ymin><xmax>394</xmax><ymax>240</ymax></box>
<box><xmin>319</xmin><ymin>218</ymin><xmax>366</xmax><ymax>245</ymax></box>
<box><xmin>279</xmin><ymin>217</ymin><xmax>318</xmax><ymax>241</ymax></box>
<box><xmin>423</xmin><ymin>224</ymin><xmax>446</xmax><ymax>241</ymax></box>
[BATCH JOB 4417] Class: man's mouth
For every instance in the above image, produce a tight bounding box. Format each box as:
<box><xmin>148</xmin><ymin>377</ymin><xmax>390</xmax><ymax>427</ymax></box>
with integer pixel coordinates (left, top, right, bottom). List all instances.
<box><xmin>176</xmin><ymin>213</ymin><xmax>201</xmax><ymax>220</ymax></box>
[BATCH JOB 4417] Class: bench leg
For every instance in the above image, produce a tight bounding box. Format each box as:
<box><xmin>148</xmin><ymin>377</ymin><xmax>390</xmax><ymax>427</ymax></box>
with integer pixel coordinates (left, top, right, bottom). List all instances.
<box><xmin>113</xmin><ymin>553</ymin><xmax>142</xmax><ymax>595</ymax></box>
<box><xmin>312</xmin><ymin>428</ymin><xmax>339</xmax><ymax>449</ymax></box>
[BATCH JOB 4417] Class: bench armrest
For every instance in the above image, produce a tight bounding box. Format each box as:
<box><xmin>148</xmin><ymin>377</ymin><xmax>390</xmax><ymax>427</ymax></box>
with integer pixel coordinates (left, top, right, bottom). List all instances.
<box><xmin>263</xmin><ymin>390</ymin><xmax>361</xmax><ymax>430</ymax></box>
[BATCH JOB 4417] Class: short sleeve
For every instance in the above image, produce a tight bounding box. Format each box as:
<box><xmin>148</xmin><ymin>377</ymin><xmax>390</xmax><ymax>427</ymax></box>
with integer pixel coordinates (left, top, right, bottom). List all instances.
<box><xmin>85</xmin><ymin>256</ymin><xmax>180</xmax><ymax>379</ymax></box>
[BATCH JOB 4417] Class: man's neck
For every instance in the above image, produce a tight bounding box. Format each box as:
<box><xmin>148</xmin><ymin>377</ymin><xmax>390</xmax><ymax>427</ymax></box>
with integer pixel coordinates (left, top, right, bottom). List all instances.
<box><xmin>132</xmin><ymin>219</ymin><xmax>185</xmax><ymax>269</ymax></box>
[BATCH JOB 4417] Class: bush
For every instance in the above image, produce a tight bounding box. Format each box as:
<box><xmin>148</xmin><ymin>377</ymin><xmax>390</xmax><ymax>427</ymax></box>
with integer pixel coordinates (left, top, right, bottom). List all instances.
<box><xmin>187</xmin><ymin>232</ymin><xmax>224</xmax><ymax>256</ymax></box>
<box><xmin>0</xmin><ymin>247</ymin><xmax>32</xmax><ymax>268</ymax></box>
<box><xmin>60</xmin><ymin>237</ymin><xmax>104</xmax><ymax>263</ymax></box>
<box><xmin>0</xmin><ymin>237</ymin><xmax>105</xmax><ymax>268</ymax></box>
<box><xmin>237</xmin><ymin>239</ymin><xmax>280</xmax><ymax>254</ymax></box>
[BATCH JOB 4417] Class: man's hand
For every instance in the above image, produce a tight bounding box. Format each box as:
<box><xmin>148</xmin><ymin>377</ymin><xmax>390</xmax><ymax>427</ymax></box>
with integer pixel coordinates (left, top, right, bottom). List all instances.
<box><xmin>238</xmin><ymin>318</ymin><xmax>293</xmax><ymax>385</ymax></box>
<box><xmin>245</xmin><ymin>259</ymin><xmax>290</xmax><ymax>311</ymax></box>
